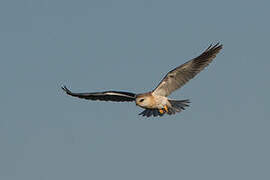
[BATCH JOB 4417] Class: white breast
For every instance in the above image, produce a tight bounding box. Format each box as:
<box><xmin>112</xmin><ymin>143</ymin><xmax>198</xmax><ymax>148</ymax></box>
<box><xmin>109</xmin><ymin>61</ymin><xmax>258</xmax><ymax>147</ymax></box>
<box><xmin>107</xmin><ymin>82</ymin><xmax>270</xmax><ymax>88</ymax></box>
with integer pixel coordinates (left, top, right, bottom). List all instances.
<box><xmin>153</xmin><ymin>95</ymin><xmax>169</xmax><ymax>109</ymax></box>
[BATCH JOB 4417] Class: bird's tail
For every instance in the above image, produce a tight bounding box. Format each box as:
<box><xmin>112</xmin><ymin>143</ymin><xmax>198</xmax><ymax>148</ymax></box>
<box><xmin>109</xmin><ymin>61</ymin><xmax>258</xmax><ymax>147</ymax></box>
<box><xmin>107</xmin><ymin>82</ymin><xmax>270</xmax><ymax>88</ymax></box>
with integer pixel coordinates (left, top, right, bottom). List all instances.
<box><xmin>138</xmin><ymin>99</ymin><xmax>190</xmax><ymax>117</ymax></box>
<box><xmin>168</xmin><ymin>99</ymin><xmax>190</xmax><ymax>114</ymax></box>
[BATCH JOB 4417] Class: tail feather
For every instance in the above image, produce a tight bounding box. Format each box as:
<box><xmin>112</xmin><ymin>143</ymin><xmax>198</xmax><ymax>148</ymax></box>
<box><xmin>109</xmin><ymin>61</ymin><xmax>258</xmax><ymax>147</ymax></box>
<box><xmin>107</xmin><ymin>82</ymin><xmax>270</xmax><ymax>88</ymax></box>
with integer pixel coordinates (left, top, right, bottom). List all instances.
<box><xmin>138</xmin><ymin>99</ymin><xmax>190</xmax><ymax>118</ymax></box>
<box><xmin>168</xmin><ymin>99</ymin><xmax>190</xmax><ymax>113</ymax></box>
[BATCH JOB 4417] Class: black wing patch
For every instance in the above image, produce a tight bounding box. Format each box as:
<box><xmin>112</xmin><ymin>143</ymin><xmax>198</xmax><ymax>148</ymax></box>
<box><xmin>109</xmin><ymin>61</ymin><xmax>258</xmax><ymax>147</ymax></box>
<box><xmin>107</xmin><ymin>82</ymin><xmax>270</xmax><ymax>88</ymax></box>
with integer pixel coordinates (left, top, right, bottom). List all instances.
<box><xmin>62</xmin><ymin>86</ymin><xmax>136</xmax><ymax>102</ymax></box>
<box><xmin>139</xmin><ymin>109</ymin><xmax>165</xmax><ymax>117</ymax></box>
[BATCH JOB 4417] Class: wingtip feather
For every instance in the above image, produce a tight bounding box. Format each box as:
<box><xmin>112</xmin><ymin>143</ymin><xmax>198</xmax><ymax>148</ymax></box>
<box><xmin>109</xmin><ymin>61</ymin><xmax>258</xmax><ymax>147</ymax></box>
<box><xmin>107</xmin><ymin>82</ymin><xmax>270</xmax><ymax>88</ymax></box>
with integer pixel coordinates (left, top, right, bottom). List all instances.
<box><xmin>61</xmin><ymin>85</ymin><xmax>72</xmax><ymax>95</ymax></box>
<box><xmin>205</xmin><ymin>42</ymin><xmax>223</xmax><ymax>52</ymax></box>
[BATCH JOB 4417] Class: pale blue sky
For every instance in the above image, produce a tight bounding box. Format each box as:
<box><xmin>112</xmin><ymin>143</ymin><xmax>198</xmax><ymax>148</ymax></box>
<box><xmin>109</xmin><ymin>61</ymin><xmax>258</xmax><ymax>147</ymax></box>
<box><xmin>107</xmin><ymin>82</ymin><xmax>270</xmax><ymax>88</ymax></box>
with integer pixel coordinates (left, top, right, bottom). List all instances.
<box><xmin>0</xmin><ymin>0</ymin><xmax>269</xmax><ymax>180</ymax></box>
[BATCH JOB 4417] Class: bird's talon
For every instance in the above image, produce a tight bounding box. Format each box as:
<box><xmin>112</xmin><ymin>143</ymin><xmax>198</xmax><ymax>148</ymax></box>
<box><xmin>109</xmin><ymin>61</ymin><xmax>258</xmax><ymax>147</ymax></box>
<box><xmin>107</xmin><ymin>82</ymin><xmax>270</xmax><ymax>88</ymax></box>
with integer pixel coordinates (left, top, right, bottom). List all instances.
<box><xmin>164</xmin><ymin>105</ymin><xmax>169</xmax><ymax>112</ymax></box>
<box><xmin>159</xmin><ymin>109</ymin><xmax>164</xmax><ymax>114</ymax></box>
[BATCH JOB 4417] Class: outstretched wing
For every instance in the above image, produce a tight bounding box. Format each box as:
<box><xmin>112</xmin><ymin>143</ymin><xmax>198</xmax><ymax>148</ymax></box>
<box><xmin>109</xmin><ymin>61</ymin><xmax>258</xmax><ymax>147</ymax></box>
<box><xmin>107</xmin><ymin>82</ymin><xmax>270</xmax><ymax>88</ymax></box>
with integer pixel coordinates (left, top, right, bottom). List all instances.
<box><xmin>153</xmin><ymin>43</ymin><xmax>223</xmax><ymax>97</ymax></box>
<box><xmin>62</xmin><ymin>86</ymin><xmax>136</xmax><ymax>102</ymax></box>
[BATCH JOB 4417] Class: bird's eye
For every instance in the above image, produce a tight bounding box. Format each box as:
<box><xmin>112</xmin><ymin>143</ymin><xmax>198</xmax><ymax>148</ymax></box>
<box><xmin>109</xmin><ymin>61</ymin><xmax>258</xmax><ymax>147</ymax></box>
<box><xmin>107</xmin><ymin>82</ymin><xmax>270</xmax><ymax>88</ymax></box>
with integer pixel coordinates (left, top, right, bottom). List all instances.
<box><xmin>139</xmin><ymin>99</ymin><xmax>144</xmax><ymax>102</ymax></box>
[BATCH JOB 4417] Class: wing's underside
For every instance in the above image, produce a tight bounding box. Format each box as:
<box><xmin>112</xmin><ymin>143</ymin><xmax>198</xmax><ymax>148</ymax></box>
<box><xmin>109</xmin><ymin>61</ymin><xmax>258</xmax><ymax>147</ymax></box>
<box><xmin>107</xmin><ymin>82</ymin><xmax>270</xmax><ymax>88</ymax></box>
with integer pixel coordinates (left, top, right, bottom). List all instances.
<box><xmin>139</xmin><ymin>109</ymin><xmax>165</xmax><ymax>117</ymax></box>
<box><xmin>153</xmin><ymin>43</ymin><xmax>223</xmax><ymax>97</ymax></box>
<box><xmin>62</xmin><ymin>86</ymin><xmax>136</xmax><ymax>102</ymax></box>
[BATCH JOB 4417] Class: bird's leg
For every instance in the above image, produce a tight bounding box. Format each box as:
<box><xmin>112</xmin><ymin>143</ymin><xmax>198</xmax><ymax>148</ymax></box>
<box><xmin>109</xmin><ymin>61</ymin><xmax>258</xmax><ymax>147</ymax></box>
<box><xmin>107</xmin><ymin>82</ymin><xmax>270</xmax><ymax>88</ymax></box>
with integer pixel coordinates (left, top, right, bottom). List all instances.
<box><xmin>163</xmin><ymin>105</ymin><xmax>169</xmax><ymax>112</ymax></box>
<box><xmin>159</xmin><ymin>109</ymin><xmax>164</xmax><ymax>114</ymax></box>
<box><xmin>159</xmin><ymin>105</ymin><xmax>169</xmax><ymax>114</ymax></box>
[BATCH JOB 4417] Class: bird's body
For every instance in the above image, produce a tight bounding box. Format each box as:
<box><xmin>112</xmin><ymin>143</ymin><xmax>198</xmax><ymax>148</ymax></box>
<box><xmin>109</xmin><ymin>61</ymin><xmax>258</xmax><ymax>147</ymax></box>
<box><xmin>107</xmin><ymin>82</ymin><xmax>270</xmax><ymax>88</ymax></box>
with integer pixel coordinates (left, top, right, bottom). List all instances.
<box><xmin>62</xmin><ymin>43</ymin><xmax>223</xmax><ymax>117</ymax></box>
<box><xmin>135</xmin><ymin>92</ymin><xmax>168</xmax><ymax>109</ymax></box>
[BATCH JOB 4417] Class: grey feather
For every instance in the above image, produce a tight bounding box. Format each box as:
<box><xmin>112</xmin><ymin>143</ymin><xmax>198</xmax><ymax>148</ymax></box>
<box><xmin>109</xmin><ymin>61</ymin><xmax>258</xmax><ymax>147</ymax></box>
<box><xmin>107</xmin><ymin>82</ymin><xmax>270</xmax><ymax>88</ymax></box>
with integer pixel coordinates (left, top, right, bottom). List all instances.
<box><xmin>153</xmin><ymin>43</ymin><xmax>222</xmax><ymax>97</ymax></box>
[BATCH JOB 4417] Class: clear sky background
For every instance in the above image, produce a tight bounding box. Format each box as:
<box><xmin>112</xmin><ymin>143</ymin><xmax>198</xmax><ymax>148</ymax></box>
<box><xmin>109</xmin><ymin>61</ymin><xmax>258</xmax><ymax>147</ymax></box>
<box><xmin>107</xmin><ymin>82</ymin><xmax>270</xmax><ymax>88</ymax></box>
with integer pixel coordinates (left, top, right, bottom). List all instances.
<box><xmin>1</xmin><ymin>0</ymin><xmax>269</xmax><ymax>180</ymax></box>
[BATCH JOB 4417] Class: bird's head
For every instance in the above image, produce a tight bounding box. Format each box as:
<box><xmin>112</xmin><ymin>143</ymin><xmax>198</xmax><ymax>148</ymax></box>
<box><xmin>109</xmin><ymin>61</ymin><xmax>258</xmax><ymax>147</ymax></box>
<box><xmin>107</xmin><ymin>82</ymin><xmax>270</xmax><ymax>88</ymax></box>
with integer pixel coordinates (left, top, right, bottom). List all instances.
<box><xmin>135</xmin><ymin>93</ymin><xmax>153</xmax><ymax>108</ymax></box>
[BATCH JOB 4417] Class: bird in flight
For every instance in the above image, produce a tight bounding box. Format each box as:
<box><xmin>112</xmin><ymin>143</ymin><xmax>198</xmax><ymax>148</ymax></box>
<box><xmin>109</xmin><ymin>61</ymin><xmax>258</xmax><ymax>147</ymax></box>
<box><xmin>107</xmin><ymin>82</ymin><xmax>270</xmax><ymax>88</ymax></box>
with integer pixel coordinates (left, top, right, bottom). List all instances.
<box><xmin>62</xmin><ymin>43</ymin><xmax>222</xmax><ymax>117</ymax></box>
